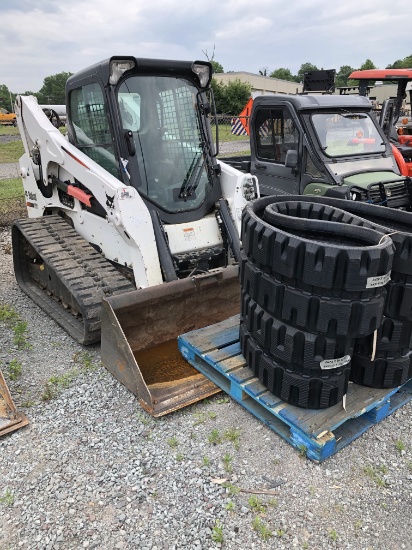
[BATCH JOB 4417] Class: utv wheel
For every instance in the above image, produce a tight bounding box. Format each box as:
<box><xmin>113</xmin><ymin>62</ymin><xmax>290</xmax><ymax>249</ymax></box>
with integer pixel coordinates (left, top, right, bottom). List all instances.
<box><xmin>240</xmin><ymin>324</ymin><xmax>350</xmax><ymax>409</ymax></box>
<box><xmin>241</xmin><ymin>198</ymin><xmax>394</xmax><ymax>292</ymax></box>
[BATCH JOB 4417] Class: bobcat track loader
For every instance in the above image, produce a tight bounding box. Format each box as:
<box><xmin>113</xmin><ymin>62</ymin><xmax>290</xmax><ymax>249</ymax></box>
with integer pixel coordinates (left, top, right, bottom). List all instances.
<box><xmin>13</xmin><ymin>56</ymin><xmax>258</xmax><ymax>416</ymax></box>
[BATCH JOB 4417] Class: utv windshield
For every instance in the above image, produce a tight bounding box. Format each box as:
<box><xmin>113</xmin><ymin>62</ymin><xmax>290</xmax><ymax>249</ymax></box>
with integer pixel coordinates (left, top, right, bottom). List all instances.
<box><xmin>311</xmin><ymin>112</ymin><xmax>386</xmax><ymax>157</ymax></box>
<box><xmin>117</xmin><ymin>76</ymin><xmax>213</xmax><ymax>213</ymax></box>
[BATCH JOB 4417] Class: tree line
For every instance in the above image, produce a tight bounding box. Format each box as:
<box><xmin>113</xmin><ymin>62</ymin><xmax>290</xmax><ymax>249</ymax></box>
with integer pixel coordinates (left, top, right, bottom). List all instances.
<box><xmin>1</xmin><ymin>54</ymin><xmax>410</xmax><ymax>116</ymax></box>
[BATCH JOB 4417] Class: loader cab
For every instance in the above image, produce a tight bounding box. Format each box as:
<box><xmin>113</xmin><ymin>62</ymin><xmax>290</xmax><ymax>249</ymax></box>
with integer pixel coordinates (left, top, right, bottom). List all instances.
<box><xmin>66</xmin><ymin>56</ymin><xmax>221</xmax><ymax>224</ymax></box>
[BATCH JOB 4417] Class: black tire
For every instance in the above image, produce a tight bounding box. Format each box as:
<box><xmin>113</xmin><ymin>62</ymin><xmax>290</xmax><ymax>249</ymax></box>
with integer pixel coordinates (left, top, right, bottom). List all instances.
<box><xmin>241</xmin><ymin>198</ymin><xmax>394</xmax><ymax>292</ymax></box>
<box><xmin>350</xmin><ymin>353</ymin><xmax>411</xmax><ymax>389</ymax></box>
<box><xmin>241</xmin><ymin>293</ymin><xmax>354</xmax><ymax>374</ymax></box>
<box><xmin>240</xmin><ymin>257</ymin><xmax>386</xmax><ymax>338</ymax></box>
<box><xmin>240</xmin><ymin>324</ymin><xmax>350</xmax><ymax>409</ymax></box>
<box><xmin>354</xmin><ymin>317</ymin><xmax>412</xmax><ymax>356</ymax></box>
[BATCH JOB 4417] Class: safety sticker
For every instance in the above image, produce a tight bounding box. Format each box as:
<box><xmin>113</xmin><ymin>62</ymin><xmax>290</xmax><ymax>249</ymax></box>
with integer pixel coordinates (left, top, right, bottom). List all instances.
<box><xmin>119</xmin><ymin>188</ymin><xmax>133</xmax><ymax>200</ymax></box>
<box><xmin>183</xmin><ymin>228</ymin><xmax>195</xmax><ymax>241</ymax></box>
<box><xmin>366</xmin><ymin>272</ymin><xmax>391</xmax><ymax>289</ymax></box>
<box><xmin>320</xmin><ymin>355</ymin><xmax>351</xmax><ymax>370</ymax></box>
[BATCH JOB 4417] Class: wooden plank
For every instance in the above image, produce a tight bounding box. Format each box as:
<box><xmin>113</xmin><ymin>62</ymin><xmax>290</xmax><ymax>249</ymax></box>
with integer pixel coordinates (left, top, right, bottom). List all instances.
<box><xmin>178</xmin><ymin>319</ymin><xmax>412</xmax><ymax>462</ymax></box>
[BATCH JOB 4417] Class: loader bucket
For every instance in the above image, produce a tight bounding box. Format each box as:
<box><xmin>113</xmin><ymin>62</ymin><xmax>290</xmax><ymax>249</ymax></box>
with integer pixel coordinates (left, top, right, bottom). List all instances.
<box><xmin>0</xmin><ymin>370</ymin><xmax>29</xmax><ymax>437</ymax></box>
<box><xmin>100</xmin><ymin>266</ymin><xmax>240</xmax><ymax>416</ymax></box>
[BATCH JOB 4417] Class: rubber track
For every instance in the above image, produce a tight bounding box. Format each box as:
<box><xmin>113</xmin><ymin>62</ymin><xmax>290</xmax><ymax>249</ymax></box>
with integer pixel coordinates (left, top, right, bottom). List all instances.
<box><xmin>12</xmin><ymin>216</ymin><xmax>135</xmax><ymax>345</ymax></box>
<box><xmin>240</xmin><ymin>324</ymin><xmax>350</xmax><ymax>409</ymax></box>
<box><xmin>350</xmin><ymin>353</ymin><xmax>411</xmax><ymax>389</ymax></box>
<box><xmin>252</xmin><ymin>194</ymin><xmax>412</xmax><ymax>276</ymax></box>
<box><xmin>241</xmin><ymin>293</ymin><xmax>354</xmax><ymax>374</ymax></box>
<box><xmin>354</xmin><ymin>317</ymin><xmax>412</xmax><ymax>356</ymax></box>
<box><xmin>384</xmin><ymin>274</ymin><xmax>412</xmax><ymax>321</ymax></box>
<box><xmin>240</xmin><ymin>257</ymin><xmax>385</xmax><ymax>338</ymax></box>
<box><xmin>241</xmin><ymin>198</ymin><xmax>394</xmax><ymax>292</ymax></box>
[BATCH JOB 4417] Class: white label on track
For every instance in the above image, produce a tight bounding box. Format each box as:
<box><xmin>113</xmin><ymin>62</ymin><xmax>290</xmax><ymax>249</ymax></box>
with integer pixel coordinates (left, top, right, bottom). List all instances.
<box><xmin>320</xmin><ymin>355</ymin><xmax>351</xmax><ymax>370</ymax></box>
<box><xmin>366</xmin><ymin>272</ymin><xmax>391</xmax><ymax>289</ymax></box>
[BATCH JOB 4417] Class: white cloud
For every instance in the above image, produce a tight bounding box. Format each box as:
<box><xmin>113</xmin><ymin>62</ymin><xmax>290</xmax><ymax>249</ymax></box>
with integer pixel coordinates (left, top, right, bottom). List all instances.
<box><xmin>0</xmin><ymin>0</ymin><xmax>411</xmax><ymax>92</ymax></box>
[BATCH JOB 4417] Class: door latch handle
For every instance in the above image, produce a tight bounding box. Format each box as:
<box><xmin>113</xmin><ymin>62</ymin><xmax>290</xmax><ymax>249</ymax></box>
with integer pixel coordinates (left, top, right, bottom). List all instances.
<box><xmin>254</xmin><ymin>164</ymin><xmax>267</xmax><ymax>170</ymax></box>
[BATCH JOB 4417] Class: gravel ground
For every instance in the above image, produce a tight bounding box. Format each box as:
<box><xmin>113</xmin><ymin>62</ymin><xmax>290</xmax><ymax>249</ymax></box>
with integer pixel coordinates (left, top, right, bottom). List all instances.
<box><xmin>1</xmin><ymin>224</ymin><xmax>412</xmax><ymax>550</ymax></box>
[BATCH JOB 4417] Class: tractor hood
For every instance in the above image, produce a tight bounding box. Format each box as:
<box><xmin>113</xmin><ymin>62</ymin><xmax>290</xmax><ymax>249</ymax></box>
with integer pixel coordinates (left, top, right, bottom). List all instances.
<box><xmin>343</xmin><ymin>171</ymin><xmax>405</xmax><ymax>188</ymax></box>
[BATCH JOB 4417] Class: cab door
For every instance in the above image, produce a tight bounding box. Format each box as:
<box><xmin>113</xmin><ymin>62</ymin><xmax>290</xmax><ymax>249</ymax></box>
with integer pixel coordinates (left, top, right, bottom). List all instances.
<box><xmin>251</xmin><ymin>106</ymin><xmax>301</xmax><ymax>196</ymax></box>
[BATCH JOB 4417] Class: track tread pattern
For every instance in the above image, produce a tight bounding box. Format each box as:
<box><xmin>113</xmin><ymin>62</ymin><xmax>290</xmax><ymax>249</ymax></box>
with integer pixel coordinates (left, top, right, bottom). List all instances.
<box><xmin>12</xmin><ymin>216</ymin><xmax>135</xmax><ymax>344</ymax></box>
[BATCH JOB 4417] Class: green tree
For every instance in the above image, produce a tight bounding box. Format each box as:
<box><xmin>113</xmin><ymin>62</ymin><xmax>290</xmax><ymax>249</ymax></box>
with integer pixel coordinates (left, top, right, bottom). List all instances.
<box><xmin>296</xmin><ymin>62</ymin><xmax>319</xmax><ymax>83</ymax></box>
<box><xmin>210</xmin><ymin>60</ymin><xmax>224</xmax><ymax>74</ymax></box>
<box><xmin>0</xmin><ymin>84</ymin><xmax>13</xmax><ymax>110</ymax></box>
<box><xmin>36</xmin><ymin>71</ymin><xmax>73</xmax><ymax>104</ymax></box>
<box><xmin>359</xmin><ymin>59</ymin><xmax>376</xmax><ymax>71</ymax></box>
<box><xmin>335</xmin><ymin>65</ymin><xmax>356</xmax><ymax>88</ymax></box>
<box><xmin>386</xmin><ymin>54</ymin><xmax>412</xmax><ymax>69</ymax></box>
<box><xmin>269</xmin><ymin>68</ymin><xmax>296</xmax><ymax>82</ymax></box>
<box><xmin>211</xmin><ymin>78</ymin><xmax>251</xmax><ymax>114</ymax></box>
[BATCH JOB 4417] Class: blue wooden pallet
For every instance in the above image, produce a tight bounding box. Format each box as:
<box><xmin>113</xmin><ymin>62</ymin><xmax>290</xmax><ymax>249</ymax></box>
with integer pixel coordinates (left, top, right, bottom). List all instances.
<box><xmin>178</xmin><ymin>315</ymin><xmax>412</xmax><ymax>462</ymax></box>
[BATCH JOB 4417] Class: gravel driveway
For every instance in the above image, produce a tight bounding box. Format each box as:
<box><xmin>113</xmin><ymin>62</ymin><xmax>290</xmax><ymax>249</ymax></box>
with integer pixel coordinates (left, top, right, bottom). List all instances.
<box><xmin>1</xmin><ymin>223</ymin><xmax>412</xmax><ymax>549</ymax></box>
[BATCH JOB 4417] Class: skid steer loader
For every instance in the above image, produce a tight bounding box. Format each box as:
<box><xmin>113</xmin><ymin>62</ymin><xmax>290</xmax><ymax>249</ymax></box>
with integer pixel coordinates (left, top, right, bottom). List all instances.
<box><xmin>13</xmin><ymin>56</ymin><xmax>258</xmax><ymax>415</ymax></box>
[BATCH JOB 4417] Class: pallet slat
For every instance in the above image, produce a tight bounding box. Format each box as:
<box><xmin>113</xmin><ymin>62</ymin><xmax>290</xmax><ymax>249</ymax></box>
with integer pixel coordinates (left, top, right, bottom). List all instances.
<box><xmin>178</xmin><ymin>315</ymin><xmax>412</xmax><ymax>462</ymax></box>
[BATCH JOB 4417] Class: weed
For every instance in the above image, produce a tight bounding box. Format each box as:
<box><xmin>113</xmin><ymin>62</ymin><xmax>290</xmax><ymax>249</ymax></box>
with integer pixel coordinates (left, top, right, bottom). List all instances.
<box><xmin>8</xmin><ymin>359</ymin><xmax>22</xmax><ymax>380</ymax></box>
<box><xmin>136</xmin><ymin>412</ymin><xmax>151</xmax><ymax>426</ymax></box>
<box><xmin>40</xmin><ymin>369</ymin><xmax>79</xmax><ymax>401</ymax></box>
<box><xmin>329</xmin><ymin>529</ymin><xmax>338</xmax><ymax>542</ymax></box>
<box><xmin>224</xmin><ymin>428</ymin><xmax>241</xmax><ymax>450</ymax></box>
<box><xmin>252</xmin><ymin>516</ymin><xmax>272</xmax><ymax>541</ymax></box>
<box><xmin>297</xmin><ymin>445</ymin><xmax>307</xmax><ymax>458</ymax></box>
<box><xmin>202</xmin><ymin>398</ymin><xmax>211</xmax><ymax>405</ymax></box>
<box><xmin>208</xmin><ymin>411</ymin><xmax>217</xmax><ymax>420</ymax></box>
<box><xmin>268</xmin><ymin>498</ymin><xmax>278</xmax><ymax>507</ymax></box>
<box><xmin>223</xmin><ymin>482</ymin><xmax>240</xmax><ymax>496</ymax></box>
<box><xmin>381</xmin><ymin>502</ymin><xmax>388</xmax><ymax>509</ymax></box>
<box><xmin>395</xmin><ymin>439</ymin><xmax>405</xmax><ymax>452</ymax></box>
<box><xmin>12</xmin><ymin>321</ymin><xmax>29</xmax><ymax>348</ymax></box>
<box><xmin>208</xmin><ymin>429</ymin><xmax>222</xmax><ymax>445</ymax></box>
<box><xmin>302</xmin><ymin>542</ymin><xmax>309</xmax><ymax>549</ymax></box>
<box><xmin>222</xmin><ymin>453</ymin><xmax>233</xmax><ymax>473</ymax></box>
<box><xmin>0</xmin><ymin>488</ymin><xmax>14</xmax><ymax>507</ymax></box>
<box><xmin>21</xmin><ymin>400</ymin><xmax>36</xmax><ymax>408</ymax></box>
<box><xmin>81</xmin><ymin>352</ymin><xmax>93</xmax><ymax>369</ymax></box>
<box><xmin>215</xmin><ymin>396</ymin><xmax>230</xmax><ymax>404</ymax></box>
<box><xmin>176</xmin><ymin>453</ymin><xmax>184</xmax><ymax>462</ymax></box>
<box><xmin>211</xmin><ymin>520</ymin><xmax>224</xmax><ymax>543</ymax></box>
<box><xmin>225</xmin><ymin>500</ymin><xmax>235</xmax><ymax>511</ymax></box>
<box><xmin>276</xmin><ymin>528</ymin><xmax>285</xmax><ymax>537</ymax></box>
<box><xmin>354</xmin><ymin>520</ymin><xmax>362</xmax><ymax>530</ymax></box>
<box><xmin>363</xmin><ymin>465</ymin><xmax>387</xmax><ymax>487</ymax></box>
<box><xmin>167</xmin><ymin>436</ymin><xmax>179</xmax><ymax>449</ymax></box>
<box><xmin>248</xmin><ymin>495</ymin><xmax>266</xmax><ymax>514</ymax></box>
<box><xmin>202</xmin><ymin>456</ymin><xmax>211</xmax><ymax>467</ymax></box>
<box><xmin>193</xmin><ymin>412</ymin><xmax>206</xmax><ymax>426</ymax></box>
<box><xmin>0</xmin><ymin>304</ymin><xmax>19</xmax><ymax>324</ymax></box>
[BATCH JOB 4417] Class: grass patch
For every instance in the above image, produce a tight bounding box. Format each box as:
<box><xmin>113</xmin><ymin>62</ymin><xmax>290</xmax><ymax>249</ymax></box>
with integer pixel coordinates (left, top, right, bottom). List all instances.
<box><xmin>0</xmin><ymin>140</ymin><xmax>24</xmax><ymax>163</ymax></box>
<box><xmin>0</xmin><ymin>178</ymin><xmax>24</xmax><ymax>200</ymax></box>
<box><xmin>363</xmin><ymin>464</ymin><xmax>388</xmax><ymax>487</ymax></box>
<box><xmin>8</xmin><ymin>359</ymin><xmax>22</xmax><ymax>380</ymax></box>
<box><xmin>248</xmin><ymin>495</ymin><xmax>266</xmax><ymax>514</ymax></box>
<box><xmin>167</xmin><ymin>436</ymin><xmax>179</xmax><ymax>449</ymax></box>
<box><xmin>224</xmin><ymin>428</ymin><xmax>241</xmax><ymax>450</ymax></box>
<box><xmin>252</xmin><ymin>516</ymin><xmax>272</xmax><ymax>541</ymax></box>
<box><xmin>208</xmin><ymin>428</ymin><xmax>222</xmax><ymax>445</ymax></box>
<box><xmin>0</xmin><ymin>488</ymin><xmax>14</xmax><ymax>507</ymax></box>
<box><xmin>0</xmin><ymin>304</ymin><xmax>30</xmax><ymax>348</ymax></box>
<box><xmin>211</xmin><ymin>520</ymin><xmax>224</xmax><ymax>543</ymax></box>
<box><xmin>0</xmin><ymin>126</ymin><xmax>20</xmax><ymax>136</ymax></box>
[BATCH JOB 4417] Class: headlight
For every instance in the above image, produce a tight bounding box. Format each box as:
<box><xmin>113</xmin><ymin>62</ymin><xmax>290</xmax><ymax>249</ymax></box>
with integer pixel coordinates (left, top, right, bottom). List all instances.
<box><xmin>109</xmin><ymin>60</ymin><xmax>136</xmax><ymax>85</ymax></box>
<box><xmin>192</xmin><ymin>63</ymin><xmax>211</xmax><ymax>88</ymax></box>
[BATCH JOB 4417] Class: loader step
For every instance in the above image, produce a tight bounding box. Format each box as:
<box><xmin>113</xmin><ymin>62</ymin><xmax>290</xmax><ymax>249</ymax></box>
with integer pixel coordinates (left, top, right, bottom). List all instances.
<box><xmin>178</xmin><ymin>315</ymin><xmax>412</xmax><ymax>462</ymax></box>
<box><xmin>12</xmin><ymin>216</ymin><xmax>135</xmax><ymax>345</ymax></box>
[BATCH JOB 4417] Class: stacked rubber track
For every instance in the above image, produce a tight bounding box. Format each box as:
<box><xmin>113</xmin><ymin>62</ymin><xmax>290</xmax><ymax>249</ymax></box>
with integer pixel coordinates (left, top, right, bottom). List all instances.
<box><xmin>240</xmin><ymin>196</ymin><xmax>409</xmax><ymax>408</ymax></box>
<box><xmin>12</xmin><ymin>216</ymin><xmax>135</xmax><ymax>345</ymax></box>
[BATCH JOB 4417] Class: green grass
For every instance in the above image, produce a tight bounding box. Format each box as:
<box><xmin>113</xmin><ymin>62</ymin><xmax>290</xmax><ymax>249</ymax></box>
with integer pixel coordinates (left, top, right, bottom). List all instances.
<box><xmin>8</xmin><ymin>359</ymin><xmax>22</xmax><ymax>380</ymax></box>
<box><xmin>0</xmin><ymin>178</ymin><xmax>24</xmax><ymax>200</ymax></box>
<box><xmin>211</xmin><ymin>520</ymin><xmax>224</xmax><ymax>543</ymax></box>
<box><xmin>252</xmin><ymin>516</ymin><xmax>273</xmax><ymax>541</ymax></box>
<box><xmin>0</xmin><ymin>304</ymin><xmax>30</xmax><ymax>349</ymax></box>
<box><xmin>0</xmin><ymin>488</ymin><xmax>14</xmax><ymax>506</ymax></box>
<box><xmin>167</xmin><ymin>436</ymin><xmax>179</xmax><ymax>449</ymax></box>
<box><xmin>0</xmin><ymin>140</ymin><xmax>24</xmax><ymax>163</ymax></box>
<box><xmin>215</xmin><ymin>123</ymin><xmax>249</xmax><ymax>142</ymax></box>
<box><xmin>0</xmin><ymin>126</ymin><xmax>20</xmax><ymax>136</ymax></box>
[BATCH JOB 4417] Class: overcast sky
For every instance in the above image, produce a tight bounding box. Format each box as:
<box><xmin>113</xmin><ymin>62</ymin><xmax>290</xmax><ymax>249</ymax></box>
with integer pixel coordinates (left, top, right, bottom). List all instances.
<box><xmin>1</xmin><ymin>0</ymin><xmax>411</xmax><ymax>93</ymax></box>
